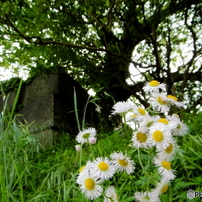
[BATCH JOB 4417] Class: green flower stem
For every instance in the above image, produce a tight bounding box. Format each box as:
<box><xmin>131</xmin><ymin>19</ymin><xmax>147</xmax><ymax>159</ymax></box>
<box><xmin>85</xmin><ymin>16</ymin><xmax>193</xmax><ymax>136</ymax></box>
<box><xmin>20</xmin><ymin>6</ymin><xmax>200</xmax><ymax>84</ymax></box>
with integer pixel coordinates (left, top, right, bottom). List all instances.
<box><xmin>88</xmin><ymin>143</ymin><xmax>95</xmax><ymax>160</ymax></box>
<box><xmin>123</xmin><ymin>114</ymin><xmax>129</xmax><ymax>137</ymax></box>
<box><xmin>79</xmin><ymin>145</ymin><xmax>83</xmax><ymax>168</ymax></box>
<box><xmin>137</xmin><ymin>148</ymin><xmax>152</xmax><ymax>193</ymax></box>
<box><xmin>137</xmin><ymin>147</ymin><xmax>148</xmax><ymax>176</ymax></box>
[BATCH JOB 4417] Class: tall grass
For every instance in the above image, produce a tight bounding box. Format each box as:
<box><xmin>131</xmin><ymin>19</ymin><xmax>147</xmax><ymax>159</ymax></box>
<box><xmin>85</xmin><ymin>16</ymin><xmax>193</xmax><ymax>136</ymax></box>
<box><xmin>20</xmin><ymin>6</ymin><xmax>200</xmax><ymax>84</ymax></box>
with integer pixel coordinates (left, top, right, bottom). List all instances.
<box><xmin>0</xmin><ymin>89</ymin><xmax>201</xmax><ymax>201</ymax></box>
<box><xmin>0</xmin><ymin>109</ymin><xmax>201</xmax><ymax>201</ymax></box>
<box><xmin>0</xmin><ymin>93</ymin><xmax>81</xmax><ymax>201</ymax></box>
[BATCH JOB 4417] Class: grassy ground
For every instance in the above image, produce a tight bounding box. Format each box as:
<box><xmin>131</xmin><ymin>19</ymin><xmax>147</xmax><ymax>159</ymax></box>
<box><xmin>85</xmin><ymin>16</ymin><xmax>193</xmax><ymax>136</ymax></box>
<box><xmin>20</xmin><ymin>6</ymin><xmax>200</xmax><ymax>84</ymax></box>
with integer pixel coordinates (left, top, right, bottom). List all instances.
<box><xmin>0</xmin><ymin>93</ymin><xmax>202</xmax><ymax>202</ymax></box>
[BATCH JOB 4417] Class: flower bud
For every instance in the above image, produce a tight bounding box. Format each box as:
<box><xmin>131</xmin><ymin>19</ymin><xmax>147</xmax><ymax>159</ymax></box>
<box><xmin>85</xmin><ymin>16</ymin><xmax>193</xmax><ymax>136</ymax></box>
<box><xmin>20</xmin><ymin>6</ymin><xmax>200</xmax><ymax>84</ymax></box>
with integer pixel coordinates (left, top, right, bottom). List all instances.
<box><xmin>75</xmin><ymin>144</ymin><xmax>81</xmax><ymax>152</ymax></box>
<box><xmin>89</xmin><ymin>137</ymin><xmax>97</xmax><ymax>144</ymax></box>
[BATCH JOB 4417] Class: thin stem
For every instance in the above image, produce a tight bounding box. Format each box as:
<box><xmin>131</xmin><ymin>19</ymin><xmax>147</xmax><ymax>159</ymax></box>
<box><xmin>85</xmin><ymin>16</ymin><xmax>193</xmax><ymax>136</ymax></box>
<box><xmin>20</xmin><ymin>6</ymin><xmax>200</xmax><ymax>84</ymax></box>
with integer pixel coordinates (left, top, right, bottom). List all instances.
<box><xmin>137</xmin><ymin>147</ymin><xmax>150</xmax><ymax>178</ymax></box>
<box><xmin>88</xmin><ymin>143</ymin><xmax>95</xmax><ymax>160</ymax></box>
<box><xmin>137</xmin><ymin>147</ymin><xmax>145</xmax><ymax>172</ymax></box>
<box><xmin>82</xmin><ymin>95</ymin><xmax>91</xmax><ymax>130</ymax></box>
<box><xmin>74</xmin><ymin>87</ymin><xmax>81</xmax><ymax>131</ymax></box>
<box><xmin>137</xmin><ymin>148</ymin><xmax>152</xmax><ymax>194</ymax></box>
<box><xmin>8</xmin><ymin>79</ymin><xmax>23</xmax><ymax>126</ymax></box>
<box><xmin>79</xmin><ymin>145</ymin><xmax>83</xmax><ymax>168</ymax></box>
<box><xmin>123</xmin><ymin>114</ymin><xmax>129</xmax><ymax>137</ymax></box>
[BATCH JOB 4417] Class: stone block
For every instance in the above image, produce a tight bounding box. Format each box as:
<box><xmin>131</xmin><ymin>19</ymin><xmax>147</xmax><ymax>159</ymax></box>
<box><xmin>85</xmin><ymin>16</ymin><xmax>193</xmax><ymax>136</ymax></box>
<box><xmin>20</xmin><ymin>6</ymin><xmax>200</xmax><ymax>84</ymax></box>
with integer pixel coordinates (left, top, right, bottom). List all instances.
<box><xmin>20</xmin><ymin>74</ymin><xmax>59</xmax><ymax>106</ymax></box>
<box><xmin>0</xmin><ymin>72</ymin><xmax>98</xmax><ymax>148</ymax></box>
<box><xmin>18</xmin><ymin>93</ymin><xmax>54</xmax><ymax>133</ymax></box>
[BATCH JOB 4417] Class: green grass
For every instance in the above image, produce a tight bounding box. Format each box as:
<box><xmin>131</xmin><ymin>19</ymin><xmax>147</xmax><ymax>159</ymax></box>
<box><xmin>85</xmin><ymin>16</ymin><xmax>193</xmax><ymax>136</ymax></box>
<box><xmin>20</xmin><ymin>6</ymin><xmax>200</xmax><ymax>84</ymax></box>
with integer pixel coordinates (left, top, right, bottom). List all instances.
<box><xmin>0</xmin><ymin>100</ymin><xmax>202</xmax><ymax>202</ymax></box>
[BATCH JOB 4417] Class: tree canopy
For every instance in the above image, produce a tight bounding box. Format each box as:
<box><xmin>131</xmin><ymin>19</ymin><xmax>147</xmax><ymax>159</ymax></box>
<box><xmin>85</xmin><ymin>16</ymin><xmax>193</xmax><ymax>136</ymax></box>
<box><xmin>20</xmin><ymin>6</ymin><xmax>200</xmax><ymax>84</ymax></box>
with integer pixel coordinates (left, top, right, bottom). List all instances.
<box><xmin>0</xmin><ymin>0</ymin><xmax>202</xmax><ymax>116</ymax></box>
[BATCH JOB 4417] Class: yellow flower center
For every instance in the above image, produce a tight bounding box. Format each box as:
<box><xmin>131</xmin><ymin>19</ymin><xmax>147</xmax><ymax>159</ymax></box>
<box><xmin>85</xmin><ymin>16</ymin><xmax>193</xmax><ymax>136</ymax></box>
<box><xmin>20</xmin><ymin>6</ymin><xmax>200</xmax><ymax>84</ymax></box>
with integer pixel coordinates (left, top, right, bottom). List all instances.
<box><xmin>118</xmin><ymin>159</ymin><xmax>128</xmax><ymax>167</ymax></box>
<box><xmin>177</xmin><ymin>124</ymin><xmax>181</xmax><ymax>129</ymax></box>
<box><xmin>82</xmin><ymin>133</ymin><xmax>90</xmax><ymax>139</ymax></box>
<box><xmin>164</xmin><ymin>143</ymin><xmax>173</xmax><ymax>154</ymax></box>
<box><xmin>149</xmin><ymin>80</ymin><xmax>159</xmax><ymax>87</ymax></box>
<box><xmin>158</xmin><ymin>118</ymin><xmax>169</xmax><ymax>124</ymax></box>
<box><xmin>152</xmin><ymin>130</ymin><xmax>163</xmax><ymax>142</ymax></box>
<box><xmin>84</xmin><ymin>178</ymin><xmax>95</xmax><ymax>190</ymax></box>
<box><xmin>98</xmin><ymin>161</ymin><xmax>109</xmax><ymax>171</ymax></box>
<box><xmin>79</xmin><ymin>166</ymin><xmax>85</xmax><ymax>173</ymax></box>
<box><xmin>157</xmin><ymin>96</ymin><xmax>167</xmax><ymax>105</ymax></box>
<box><xmin>161</xmin><ymin>184</ymin><xmax>169</xmax><ymax>194</ymax></box>
<box><xmin>167</xmin><ymin>95</ymin><xmax>178</xmax><ymax>101</ymax></box>
<box><xmin>136</xmin><ymin>132</ymin><xmax>147</xmax><ymax>143</ymax></box>
<box><xmin>131</xmin><ymin>114</ymin><xmax>137</xmax><ymax>118</ymax></box>
<box><xmin>161</xmin><ymin>161</ymin><xmax>171</xmax><ymax>170</ymax></box>
<box><xmin>138</xmin><ymin>108</ymin><xmax>146</xmax><ymax>115</ymax></box>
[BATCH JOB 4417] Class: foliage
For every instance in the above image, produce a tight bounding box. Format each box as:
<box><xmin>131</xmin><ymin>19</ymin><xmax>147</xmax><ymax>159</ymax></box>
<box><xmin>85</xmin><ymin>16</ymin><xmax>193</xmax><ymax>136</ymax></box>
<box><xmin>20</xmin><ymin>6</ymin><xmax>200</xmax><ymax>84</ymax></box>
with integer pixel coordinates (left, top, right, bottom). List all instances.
<box><xmin>0</xmin><ymin>101</ymin><xmax>79</xmax><ymax>201</ymax></box>
<box><xmin>0</xmin><ymin>77</ymin><xmax>21</xmax><ymax>92</ymax></box>
<box><xmin>0</xmin><ymin>0</ymin><xmax>201</xmax><ymax>116</ymax></box>
<box><xmin>0</xmin><ymin>75</ymin><xmax>34</xmax><ymax>93</ymax></box>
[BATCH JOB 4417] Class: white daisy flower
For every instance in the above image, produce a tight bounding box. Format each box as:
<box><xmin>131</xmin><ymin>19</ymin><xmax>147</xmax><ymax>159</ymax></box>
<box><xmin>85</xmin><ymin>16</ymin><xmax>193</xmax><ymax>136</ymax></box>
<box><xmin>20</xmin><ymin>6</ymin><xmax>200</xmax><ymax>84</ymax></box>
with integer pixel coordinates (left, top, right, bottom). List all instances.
<box><xmin>134</xmin><ymin>191</ymin><xmax>160</xmax><ymax>202</ymax></box>
<box><xmin>76</xmin><ymin>127</ymin><xmax>96</xmax><ymax>144</ymax></box>
<box><xmin>110</xmin><ymin>151</ymin><xmax>135</xmax><ymax>174</ymax></box>
<box><xmin>149</xmin><ymin>92</ymin><xmax>170</xmax><ymax>113</ymax></box>
<box><xmin>104</xmin><ymin>186</ymin><xmax>119</xmax><ymax>202</ymax></box>
<box><xmin>143</xmin><ymin>80</ymin><xmax>166</xmax><ymax>93</ymax></box>
<box><xmin>129</xmin><ymin>105</ymin><xmax>149</xmax><ymax>122</ymax></box>
<box><xmin>149</xmin><ymin>122</ymin><xmax>173</xmax><ymax>151</ymax></box>
<box><xmin>138</xmin><ymin>115</ymin><xmax>160</xmax><ymax>131</ymax></box>
<box><xmin>152</xmin><ymin>177</ymin><xmax>170</xmax><ymax>197</ymax></box>
<box><xmin>91</xmin><ymin>157</ymin><xmax>116</xmax><ymax>180</ymax></box>
<box><xmin>111</xmin><ymin>101</ymin><xmax>134</xmax><ymax>115</ymax></box>
<box><xmin>167</xmin><ymin>114</ymin><xmax>188</xmax><ymax>136</ymax></box>
<box><xmin>156</xmin><ymin>139</ymin><xmax>178</xmax><ymax>161</ymax></box>
<box><xmin>126</xmin><ymin>110</ymin><xmax>138</xmax><ymax>122</ymax></box>
<box><xmin>157</xmin><ymin>117</ymin><xmax>177</xmax><ymax>130</ymax></box>
<box><xmin>78</xmin><ymin>165</ymin><xmax>86</xmax><ymax>173</ymax></box>
<box><xmin>76</xmin><ymin>169</ymin><xmax>103</xmax><ymax>200</ymax></box>
<box><xmin>125</xmin><ymin>116</ymin><xmax>139</xmax><ymax>130</ymax></box>
<box><xmin>166</xmin><ymin>95</ymin><xmax>184</xmax><ymax>108</ymax></box>
<box><xmin>154</xmin><ymin>157</ymin><xmax>176</xmax><ymax>180</ymax></box>
<box><xmin>132</xmin><ymin>128</ymin><xmax>153</xmax><ymax>148</ymax></box>
<box><xmin>78</xmin><ymin>161</ymin><xmax>93</xmax><ymax>174</ymax></box>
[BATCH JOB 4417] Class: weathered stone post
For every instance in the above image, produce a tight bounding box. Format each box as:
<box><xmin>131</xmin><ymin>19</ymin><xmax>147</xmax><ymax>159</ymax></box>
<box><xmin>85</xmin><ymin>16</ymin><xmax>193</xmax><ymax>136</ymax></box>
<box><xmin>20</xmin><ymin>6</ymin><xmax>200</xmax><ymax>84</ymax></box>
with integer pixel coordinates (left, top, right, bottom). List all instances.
<box><xmin>0</xmin><ymin>73</ymin><xmax>98</xmax><ymax>148</ymax></box>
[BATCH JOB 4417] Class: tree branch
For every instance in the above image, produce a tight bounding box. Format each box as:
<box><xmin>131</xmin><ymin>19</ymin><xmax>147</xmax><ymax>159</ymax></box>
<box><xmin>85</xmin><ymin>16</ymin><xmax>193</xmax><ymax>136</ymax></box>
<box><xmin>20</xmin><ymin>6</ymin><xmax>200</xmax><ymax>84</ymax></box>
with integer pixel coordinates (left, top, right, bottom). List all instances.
<box><xmin>113</xmin><ymin>72</ymin><xmax>149</xmax><ymax>107</ymax></box>
<box><xmin>182</xmin><ymin>5</ymin><xmax>198</xmax><ymax>90</ymax></box>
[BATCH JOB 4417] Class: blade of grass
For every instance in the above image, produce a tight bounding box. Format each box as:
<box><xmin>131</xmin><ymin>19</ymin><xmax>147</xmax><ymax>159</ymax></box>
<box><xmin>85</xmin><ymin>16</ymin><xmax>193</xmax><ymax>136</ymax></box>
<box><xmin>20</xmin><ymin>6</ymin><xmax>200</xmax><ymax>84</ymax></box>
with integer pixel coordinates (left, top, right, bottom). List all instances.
<box><xmin>8</xmin><ymin>79</ymin><xmax>23</xmax><ymax>126</ymax></box>
<box><xmin>82</xmin><ymin>95</ymin><xmax>91</xmax><ymax>129</ymax></box>
<box><xmin>73</xmin><ymin>87</ymin><xmax>80</xmax><ymax>131</ymax></box>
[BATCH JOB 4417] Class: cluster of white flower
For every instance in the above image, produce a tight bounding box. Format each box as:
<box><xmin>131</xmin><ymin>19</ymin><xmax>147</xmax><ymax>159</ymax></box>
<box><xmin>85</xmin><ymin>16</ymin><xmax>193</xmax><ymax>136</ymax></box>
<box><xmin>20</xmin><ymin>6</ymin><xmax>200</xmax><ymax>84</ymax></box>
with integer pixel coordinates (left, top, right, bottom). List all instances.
<box><xmin>75</xmin><ymin>80</ymin><xmax>188</xmax><ymax>201</ymax></box>
<box><xmin>76</xmin><ymin>152</ymin><xmax>135</xmax><ymax>202</ymax></box>
<box><xmin>112</xmin><ymin>80</ymin><xmax>187</xmax><ymax>201</ymax></box>
<box><xmin>76</xmin><ymin>151</ymin><xmax>135</xmax><ymax>200</ymax></box>
<box><xmin>75</xmin><ymin>125</ymin><xmax>136</xmax><ymax>201</ymax></box>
